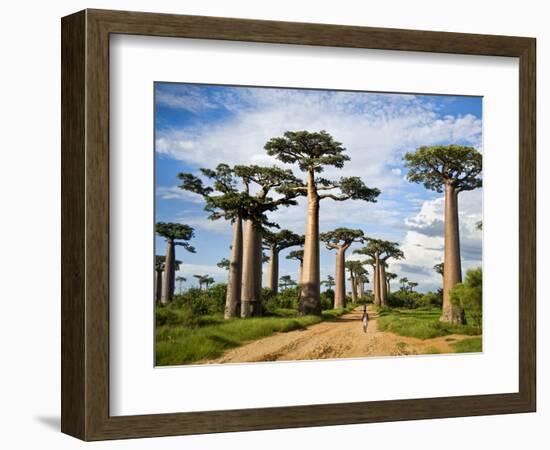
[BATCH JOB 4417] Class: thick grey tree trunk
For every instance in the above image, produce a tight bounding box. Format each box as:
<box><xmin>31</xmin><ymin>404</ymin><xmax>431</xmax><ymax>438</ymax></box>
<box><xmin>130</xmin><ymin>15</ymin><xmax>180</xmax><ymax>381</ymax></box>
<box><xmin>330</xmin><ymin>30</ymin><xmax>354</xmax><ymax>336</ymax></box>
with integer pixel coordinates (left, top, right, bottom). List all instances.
<box><xmin>379</xmin><ymin>262</ymin><xmax>387</xmax><ymax>306</ymax></box>
<box><xmin>224</xmin><ymin>216</ymin><xmax>242</xmax><ymax>319</ymax></box>
<box><xmin>241</xmin><ymin>221</ymin><xmax>263</xmax><ymax>317</ymax></box>
<box><xmin>373</xmin><ymin>255</ymin><xmax>381</xmax><ymax>306</ymax></box>
<box><xmin>266</xmin><ymin>245</ymin><xmax>279</xmax><ymax>295</ymax></box>
<box><xmin>441</xmin><ymin>184</ymin><xmax>465</xmax><ymax>324</ymax></box>
<box><xmin>350</xmin><ymin>272</ymin><xmax>357</xmax><ymax>304</ymax></box>
<box><xmin>161</xmin><ymin>240</ymin><xmax>175</xmax><ymax>304</ymax></box>
<box><xmin>359</xmin><ymin>281</ymin><xmax>365</xmax><ymax>301</ymax></box>
<box><xmin>334</xmin><ymin>247</ymin><xmax>346</xmax><ymax>309</ymax></box>
<box><xmin>155</xmin><ymin>269</ymin><xmax>162</xmax><ymax>303</ymax></box>
<box><xmin>299</xmin><ymin>170</ymin><xmax>321</xmax><ymax>315</ymax></box>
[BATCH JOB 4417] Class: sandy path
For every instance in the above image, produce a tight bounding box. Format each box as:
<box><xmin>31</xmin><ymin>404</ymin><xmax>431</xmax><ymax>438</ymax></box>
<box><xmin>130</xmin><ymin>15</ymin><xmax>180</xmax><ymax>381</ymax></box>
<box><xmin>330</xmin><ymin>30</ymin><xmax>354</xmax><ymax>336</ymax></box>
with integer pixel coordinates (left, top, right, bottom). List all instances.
<box><xmin>203</xmin><ymin>306</ymin><xmax>475</xmax><ymax>364</ymax></box>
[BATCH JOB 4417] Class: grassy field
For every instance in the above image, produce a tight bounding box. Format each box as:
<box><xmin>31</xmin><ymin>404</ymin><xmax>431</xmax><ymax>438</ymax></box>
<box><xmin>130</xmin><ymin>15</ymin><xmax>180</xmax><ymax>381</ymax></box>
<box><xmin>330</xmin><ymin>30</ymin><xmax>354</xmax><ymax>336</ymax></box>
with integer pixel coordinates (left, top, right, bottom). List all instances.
<box><xmin>156</xmin><ymin>305</ymin><xmax>355</xmax><ymax>366</ymax></box>
<box><xmin>377</xmin><ymin>307</ymin><xmax>482</xmax><ymax>341</ymax></box>
<box><xmin>451</xmin><ymin>337</ymin><xmax>483</xmax><ymax>353</ymax></box>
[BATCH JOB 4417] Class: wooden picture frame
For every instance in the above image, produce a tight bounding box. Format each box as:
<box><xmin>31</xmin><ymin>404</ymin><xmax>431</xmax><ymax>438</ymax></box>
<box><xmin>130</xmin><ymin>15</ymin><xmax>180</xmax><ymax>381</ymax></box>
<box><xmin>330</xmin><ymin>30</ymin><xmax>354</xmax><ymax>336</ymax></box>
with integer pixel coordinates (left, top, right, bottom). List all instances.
<box><xmin>61</xmin><ymin>9</ymin><xmax>536</xmax><ymax>441</ymax></box>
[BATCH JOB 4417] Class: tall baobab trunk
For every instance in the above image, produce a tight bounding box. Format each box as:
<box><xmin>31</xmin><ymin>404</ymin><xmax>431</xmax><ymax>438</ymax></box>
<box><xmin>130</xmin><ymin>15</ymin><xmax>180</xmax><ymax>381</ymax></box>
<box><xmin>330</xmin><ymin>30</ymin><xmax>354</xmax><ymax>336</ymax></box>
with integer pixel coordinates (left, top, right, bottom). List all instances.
<box><xmin>349</xmin><ymin>271</ymin><xmax>357</xmax><ymax>304</ymax></box>
<box><xmin>441</xmin><ymin>183</ymin><xmax>465</xmax><ymax>324</ymax></box>
<box><xmin>266</xmin><ymin>245</ymin><xmax>279</xmax><ymax>295</ymax></box>
<box><xmin>224</xmin><ymin>216</ymin><xmax>242</xmax><ymax>319</ymax></box>
<box><xmin>334</xmin><ymin>247</ymin><xmax>346</xmax><ymax>309</ymax></box>
<box><xmin>379</xmin><ymin>262</ymin><xmax>387</xmax><ymax>306</ymax></box>
<box><xmin>359</xmin><ymin>280</ymin><xmax>365</xmax><ymax>301</ymax></box>
<box><xmin>386</xmin><ymin>278</ymin><xmax>391</xmax><ymax>294</ymax></box>
<box><xmin>161</xmin><ymin>239</ymin><xmax>175</xmax><ymax>304</ymax></box>
<box><xmin>241</xmin><ymin>220</ymin><xmax>262</xmax><ymax>317</ymax></box>
<box><xmin>299</xmin><ymin>170</ymin><xmax>321</xmax><ymax>315</ymax></box>
<box><xmin>254</xmin><ymin>226</ymin><xmax>263</xmax><ymax>314</ymax></box>
<box><xmin>155</xmin><ymin>269</ymin><xmax>162</xmax><ymax>303</ymax></box>
<box><xmin>373</xmin><ymin>255</ymin><xmax>381</xmax><ymax>306</ymax></box>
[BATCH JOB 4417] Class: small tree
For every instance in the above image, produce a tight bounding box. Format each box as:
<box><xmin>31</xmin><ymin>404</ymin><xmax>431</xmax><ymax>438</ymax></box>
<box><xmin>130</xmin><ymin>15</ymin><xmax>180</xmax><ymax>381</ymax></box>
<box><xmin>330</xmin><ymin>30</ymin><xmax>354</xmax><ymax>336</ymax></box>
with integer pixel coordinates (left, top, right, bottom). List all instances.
<box><xmin>217</xmin><ymin>258</ymin><xmax>230</xmax><ymax>270</ymax></box>
<box><xmin>385</xmin><ymin>271</ymin><xmax>398</xmax><ymax>294</ymax></box>
<box><xmin>279</xmin><ymin>275</ymin><xmax>297</xmax><ymax>291</ymax></box>
<box><xmin>404</xmin><ymin>145</ymin><xmax>482</xmax><ymax>324</ymax></box>
<box><xmin>320</xmin><ymin>228</ymin><xmax>364</xmax><ymax>308</ymax></box>
<box><xmin>399</xmin><ymin>277</ymin><xmax>409</xmax><ymax>291</ymax></box>
<box><xmin>156</xmin><ymin>222</ymin><xmax>195</xmax><ymax>303</ymax></box>
<box><xmin>407</xmin><ymin>281</ymin><xmax>419</xmax><ymax>292</ymax></box>
<box><xmin>345</xmin><ymin>260</ymin><xmax>364</xmax><ymax>304</ymax></box>
<box><xmin>354</xmin><ymin>239</ymin><xmax>403</xmax><ymax>306</ymax></box>
<box><xmin>263</xmin><ymin>229</ymin><xmax>303</xmax><ymax>295</ymax></box>
<box><xmin>265</xmin><ymin>130</ymin><xmax>380</xmax><ymax>315</ymax></box>
<box><xmin>175</xmin><ymin>276</ymin><xmax>186</xmax><ymax>294</ymax></box>
<box><xmin>321</xmin><ymin>275</ymin><xmax>336</xmax><ymax>291</ymax></box>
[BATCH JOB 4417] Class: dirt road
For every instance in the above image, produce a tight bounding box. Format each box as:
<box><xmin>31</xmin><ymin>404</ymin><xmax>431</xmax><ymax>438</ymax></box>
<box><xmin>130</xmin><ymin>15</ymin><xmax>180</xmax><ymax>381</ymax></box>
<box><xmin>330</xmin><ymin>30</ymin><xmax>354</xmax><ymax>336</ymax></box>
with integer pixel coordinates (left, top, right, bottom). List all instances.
<box><xmin>204</xmin><ymin>306</ymin><xmax>474</xmax><ymax>364</ymax></box>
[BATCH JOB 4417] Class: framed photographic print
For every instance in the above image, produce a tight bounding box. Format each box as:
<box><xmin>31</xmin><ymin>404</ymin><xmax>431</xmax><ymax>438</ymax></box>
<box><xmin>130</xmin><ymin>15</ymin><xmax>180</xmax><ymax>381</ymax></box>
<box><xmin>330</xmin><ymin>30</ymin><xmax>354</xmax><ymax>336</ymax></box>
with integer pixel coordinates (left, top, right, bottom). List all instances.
<box><xmin>61</xmin><ymin>9</ymin><xmax>536</xmax><ymax>441</ymax></box>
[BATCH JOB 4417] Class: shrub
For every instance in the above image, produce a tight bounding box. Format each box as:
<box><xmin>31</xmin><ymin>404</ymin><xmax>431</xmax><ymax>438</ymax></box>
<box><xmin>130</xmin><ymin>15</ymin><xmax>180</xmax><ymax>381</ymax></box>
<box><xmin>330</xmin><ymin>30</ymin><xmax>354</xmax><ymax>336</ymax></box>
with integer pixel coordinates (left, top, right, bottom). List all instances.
<box><xmin>387</xmin><ymin>290</ymin><xmax>422</xmax><ymax>308</ymax></box>
<box><xmin>320</xmin><ymin>289</ymin><xmax>335</xmax><ymax>310</ymax></box>
<box><xmin>173</xmin><ymin>283</ymin><xmax>228</xmax><ymax>315</ymax></box>
<box><xmin>417</xmin><ymin>291</ymin><xmax>443</xmax><ymax>308</ymax></box>
<box><xmin>155</xmin><ymin>305</ymin><xmax>200</xmax><ymax>328</ymax></box>
<box><xmin>451</xmin><ymin>268</ymin><xmax>482</xmax><ymax>327</ymax></box>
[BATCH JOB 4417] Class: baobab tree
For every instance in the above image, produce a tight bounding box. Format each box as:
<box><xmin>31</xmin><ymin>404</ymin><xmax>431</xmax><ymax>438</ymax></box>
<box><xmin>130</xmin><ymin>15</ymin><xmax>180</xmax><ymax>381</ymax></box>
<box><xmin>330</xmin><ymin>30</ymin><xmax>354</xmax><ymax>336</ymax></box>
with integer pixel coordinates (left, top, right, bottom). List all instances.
<box><xmin>155</xmin><ymin>255</ymin><xmax>165</xmax><ymax>303</ymax></box>
<box><xmin>287</xmin><ymin>249</ymin><xmax>304</xmax><ymax>301</ymax></box>
<box><xmin>279</xmin><ymin>275</ymin><xmax>296</xmax><ymax>290</ymax></box>
<box><xmin>354</xmin><ymin>239</ymin><xmax>403</xmax><ymax>306</ymax></box>
<box><xmin>356</xmin><ymin>270</ymin><xmax>369</xmax><ymax>301</ymax></box>
<box><xmin>321</xmin><ymin>275</ymin><xmax>336</xmax><ymax>291</ymax></box>
<box><xmin>194</xmin><ymin>274</ymin><xmax>214</xmax><ymax>290</ymax></box>
<box><xmin>263</xmin><ymin>229</ymin><xmax>303</xmax><ymax>295</ymax></box>
<box><xmin>385</xmin><ymin>271</ymin><xmax>398</xmax><ymax>294</ymax></box>
<box><xmin>179</xmin><ymin>164</ymin><xmax>251</xmax><ymax>319</ymax></box>
<box><xmin>399</xmin><ymin>277</ymin><xmax>409</xmax><ymax>292</ymax></box>
<box><xmin>217</xmin><ymin>258</ymin><xmax>230</xmax><ymax>270</ymax></box>
<box><xmin>176</xmin><ymin>276</ymin><xmax>186</xmax><ymax>294</ymax></box>
<box><xmin>320</xmin><ymin>228</ymin><xmax>364</xmax><ymax>309</ymax></box>
<box><xmin>179</xmin><ymin>164</ymin><xmax>283</xmax><ymax>319</ymax></box>
<box><xmin>408</xmin><ymin>281</ymin><xmax>419</xmax><ymax>292</ymax></box>
<box><xmin>345</xmin><ymin>260</ymin><xmax>364</xmax><ymax>304</ymax></box>
<box><xmin>155</xmin><ymin>222</ymin><xmax>195</xmax><ymax>304</ymax></box>
<box><xmin>233</xmin><ymin>165</ymin><xmax>300</xmax><ymax>317</ymax></box>
<box><xmin>265</xmin><ymin>130</ymin><xmax>380</xmax><ymax>315</ymax></box>
<box><xmin>404</xmin><ymin>145</ymin><xmax>482</xmax><ymax>324</ymax></box>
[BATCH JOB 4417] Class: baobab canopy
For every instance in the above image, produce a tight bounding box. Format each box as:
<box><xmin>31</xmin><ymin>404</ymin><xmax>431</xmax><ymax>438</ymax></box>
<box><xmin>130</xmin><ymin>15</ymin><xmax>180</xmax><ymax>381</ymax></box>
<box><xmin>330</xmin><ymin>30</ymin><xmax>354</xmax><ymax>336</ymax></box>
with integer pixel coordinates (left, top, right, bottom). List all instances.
<box><xmin>403</xmin><ymin>145</ymin><xmax>482</xmax><ymax>193</ymax></box>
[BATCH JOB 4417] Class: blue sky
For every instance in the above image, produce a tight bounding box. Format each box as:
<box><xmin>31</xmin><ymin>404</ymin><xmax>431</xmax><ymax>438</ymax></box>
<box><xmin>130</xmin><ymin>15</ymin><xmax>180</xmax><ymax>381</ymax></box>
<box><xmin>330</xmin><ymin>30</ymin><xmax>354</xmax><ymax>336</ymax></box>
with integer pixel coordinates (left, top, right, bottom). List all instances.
<box><xmin>155</xmin><ymin>83</ymin><xmax>483</xmax><ymax>293</ymax></box>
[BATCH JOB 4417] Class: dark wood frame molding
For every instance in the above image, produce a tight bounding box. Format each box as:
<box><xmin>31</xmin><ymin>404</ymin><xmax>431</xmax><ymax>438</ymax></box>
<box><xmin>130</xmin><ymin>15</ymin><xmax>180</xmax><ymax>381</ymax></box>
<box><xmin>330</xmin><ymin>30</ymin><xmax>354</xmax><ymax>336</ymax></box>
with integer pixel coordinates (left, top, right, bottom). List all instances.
<box><xmin>61</xmin><ymin>9</ymin><xmax>536</xmax><ymax>441</ymax></box>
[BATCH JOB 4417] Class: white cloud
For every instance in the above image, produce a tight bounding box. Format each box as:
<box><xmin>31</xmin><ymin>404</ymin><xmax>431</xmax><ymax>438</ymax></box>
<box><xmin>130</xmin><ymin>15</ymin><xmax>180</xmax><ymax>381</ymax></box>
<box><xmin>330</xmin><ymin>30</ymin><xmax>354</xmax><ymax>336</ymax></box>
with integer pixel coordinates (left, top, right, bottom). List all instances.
<box><xmin>395</xmin><ymin>189</ymin><xmax>482</xmax><ymax>291</ymax></box>
<box><xmin>156</xmin><ymin>185</ymin><xmax>203</xmax><ymax>203</ymax></box>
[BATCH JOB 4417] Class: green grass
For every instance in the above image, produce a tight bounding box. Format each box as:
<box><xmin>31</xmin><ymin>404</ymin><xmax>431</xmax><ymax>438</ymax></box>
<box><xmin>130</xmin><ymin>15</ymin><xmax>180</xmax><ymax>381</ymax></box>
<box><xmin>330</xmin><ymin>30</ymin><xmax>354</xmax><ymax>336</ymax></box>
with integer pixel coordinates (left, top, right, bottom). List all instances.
<box><xmin>377</xmin><ymin>308</ymin><xmax>482</xmax><ymax>340</ymax></box>
<box><xmin>156</xmin><ymin>304</ymin><xmax>356</xmax><ymax>366</ymax></box>
<box><xmin>451</xmin><ymin>337</ymin><xmax>483</xmax><ymax>353</ymax></box>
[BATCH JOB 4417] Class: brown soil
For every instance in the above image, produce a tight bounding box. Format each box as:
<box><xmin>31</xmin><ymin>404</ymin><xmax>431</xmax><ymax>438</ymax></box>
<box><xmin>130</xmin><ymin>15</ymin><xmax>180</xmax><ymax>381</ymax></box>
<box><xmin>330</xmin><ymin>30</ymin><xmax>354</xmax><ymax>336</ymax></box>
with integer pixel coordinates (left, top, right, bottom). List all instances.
<box><xmin>202</xmin><ymin>305</ymin><xmax>475</xmax><ymax>364</ymax></box>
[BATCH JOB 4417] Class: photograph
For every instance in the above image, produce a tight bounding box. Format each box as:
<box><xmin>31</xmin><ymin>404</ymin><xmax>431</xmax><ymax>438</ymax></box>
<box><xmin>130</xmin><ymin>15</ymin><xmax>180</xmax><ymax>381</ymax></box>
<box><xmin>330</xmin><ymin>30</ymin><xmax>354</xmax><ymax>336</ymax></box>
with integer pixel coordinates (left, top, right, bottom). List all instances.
<box><xmin>153</xmin><ymin>82</ymin><xmax>483</xmax><ymax>366</ymax></box>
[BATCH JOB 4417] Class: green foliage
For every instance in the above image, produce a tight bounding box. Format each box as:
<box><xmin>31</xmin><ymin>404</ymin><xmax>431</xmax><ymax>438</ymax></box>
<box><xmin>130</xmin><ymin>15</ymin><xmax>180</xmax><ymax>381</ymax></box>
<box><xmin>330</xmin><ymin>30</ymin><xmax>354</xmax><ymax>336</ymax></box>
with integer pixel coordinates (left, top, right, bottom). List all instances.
<box><xmin>387</xmin><ymin>290</ymin><xmax>423</xmax><ymax>308</ymax></box>
<box><xmin>320</xmin><ymin>289</ymin><xmax>335</xmax><ymax>310</ymax></box>
<box><xmin>173</xmin><ymin>284</ymin><xmax>227</xmax><ymax>315</ymax></box>
<box><xmin>417</xmin><ymin>291</ymin><xmax>443</xmax><ymax>308</ymax></box>
<box><xmin>264</xmin><ymin>130</ymin><xmax>349</xmax><ymax>173</ymax></box>
<box><xmin>433</xmin><ymin>262</ymin><xmax>444</xmax><ymax>276</ymax></box>
<box><xmin>450</xmin><ymin>267</ymin><xmax>483</xmax><ymax>327</ymax></box>
<box><xmin>319</xmin><ymin>227</ymin><xmax>364</xmax><ymax>248</ymax></box>
<box><xmin>354</xmin><ymin>238</ymin><xmax>404</xmax><ymax>262</ymax></box>
<box><xmin>377</xmin><ymin>308</ymin><xmax>481</xmax><ymax>340</ymax></box>
<box><xmin>451</xmin><ymin>337</ymin><xmax>483</xmax><ymax>353</ymax></box>
<box><xmin>155</xmin><ymin>305</ymin><xmax>200</xmax><ymax>328</ymax></box>
<box><xmin>278</xmin><ymin>275</ymin><xmax>297</xmax><ymax>290</ymax></box>
<box><xmin>155</xmin><ymin>222</ymin><xmax>196</xmax><ymax>252</ymax></box>
<box><xmin>263</xmin><ymin>229</ymin><xmax>303</xmax><ymax>251</ymax></box>
<box><xmin>286</xmin><ymin>249</ymin><xmax>304</xmax><ymax>263</ymax></box>
<box><xmin>403</xmin><ymin>145</ymin><xmax>482</xmax><ymax>193</ymax></box>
